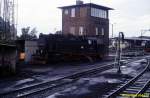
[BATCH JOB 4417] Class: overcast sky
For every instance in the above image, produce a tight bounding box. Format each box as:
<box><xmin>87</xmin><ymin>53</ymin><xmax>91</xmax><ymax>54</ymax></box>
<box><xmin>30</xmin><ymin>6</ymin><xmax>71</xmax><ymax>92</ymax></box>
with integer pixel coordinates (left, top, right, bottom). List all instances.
<box><xmin>17</xmin><ymin>0</ymin><xmax>150</xmax><ymax>37</ymax></box>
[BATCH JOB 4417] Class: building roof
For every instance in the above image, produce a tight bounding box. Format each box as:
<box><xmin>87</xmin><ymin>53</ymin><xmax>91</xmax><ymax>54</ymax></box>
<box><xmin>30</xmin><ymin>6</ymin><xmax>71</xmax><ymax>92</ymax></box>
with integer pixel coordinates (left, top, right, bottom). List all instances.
<box><xmin>111</xmin><ymin>37</ymin><xmax>150</xmax><ymax>41</ymax></box>
<box><xmin>59</xmin><ymin>3</ymin><xmax>113</xmax><ymax>10</ymax></box>
<box><xmin>125</xmin><ymin>37</ymin><xmax>150</xmax><ymax>41</ymax></box>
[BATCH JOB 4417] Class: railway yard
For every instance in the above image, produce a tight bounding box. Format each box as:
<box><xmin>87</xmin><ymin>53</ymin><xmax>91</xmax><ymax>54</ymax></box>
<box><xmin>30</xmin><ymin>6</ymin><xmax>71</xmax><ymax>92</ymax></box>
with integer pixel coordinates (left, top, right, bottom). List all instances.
<box><xmin>0</xmin><ymin>0</ymin><xmax>150</xmax><ymax>98</ymax></box>
<box><xmin>0</xmin><ymin>53</ymin><xmax>150</xmax><ymax>98</ymax></box>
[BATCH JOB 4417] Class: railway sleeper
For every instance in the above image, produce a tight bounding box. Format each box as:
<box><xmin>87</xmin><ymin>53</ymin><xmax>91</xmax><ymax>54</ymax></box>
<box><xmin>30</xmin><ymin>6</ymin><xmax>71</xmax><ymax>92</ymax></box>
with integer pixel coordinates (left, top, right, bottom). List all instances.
<box><xmin>137</xmin><ymin>77</ymin><xmax>149</xmax><ymax>80</ymax></box>
<box><xmin>133</xmin><ymin>83</ymin><xmax>145</xmax><ymax>86</ymax></box>
<box><xmin>137</xmin><ymin>79</ymin><xmax>148</xmax><ymax>82</ymax></box>
<box><xmin>125</xmin><ymin>88</ymin><xmax>140</xmax><ymax>92</ymax></box>
<box><xmin>147</xmin><ymin>87</ymin><xmax>150</xmax><ymax>91</ymax></box>
<box><xmin>122</xmin><ymin>90</ymin><xmax>139</xmax><ymax>94</ymax></box>
<box><xmin>146</xmin><ymin>89</ymin><xmax>150</xmax><ymax>92</ymax></box>
<box><xmin>101</xmin><ymin>95</ymin><xmax>110</xmax><ymax>98</ymax></box>
<box><xmin>128</xmin><ymin>86</ymin><xmax>143</xmax><ymax>89</ymax></box>
<box><xmin>146</xmin><ymin>90</ymin><xmax>150</xmax><ymax>93</ymax></box>
<box><xmin>132</xmin><ymin>84</ymin><xmax>145</xmax><ymax>87</ymax></box>
<box><xmin>135</xmin><ymin>81</ymin><xmax>148</xmax><ymax>84</ymax></box>
<box><xmin>116</xmin><ymin>95</ymin><xmax>128</xmax><ymax>98</ymax></box>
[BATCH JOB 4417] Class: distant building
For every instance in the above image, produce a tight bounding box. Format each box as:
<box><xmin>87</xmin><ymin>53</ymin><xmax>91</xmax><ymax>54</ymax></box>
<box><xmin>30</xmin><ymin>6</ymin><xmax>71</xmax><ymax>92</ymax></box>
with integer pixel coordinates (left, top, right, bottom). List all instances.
<box><xmin>59</xmin><ymin>1</ymin><xmax>113</xmax><ymax>37</ymax></box>
<box><xmin>110</xmin><ymin>37</ymin><xmax>150</xmax><ymax>50</ymax></box>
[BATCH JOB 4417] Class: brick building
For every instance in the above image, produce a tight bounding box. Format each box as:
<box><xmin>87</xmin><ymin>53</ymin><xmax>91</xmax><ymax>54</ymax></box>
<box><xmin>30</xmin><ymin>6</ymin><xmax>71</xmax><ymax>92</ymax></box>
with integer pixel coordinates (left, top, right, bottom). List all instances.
<box><xmin>59</xmin><ymin>1</ymin><xmax>113</xmax><ymax>37</ymax></box>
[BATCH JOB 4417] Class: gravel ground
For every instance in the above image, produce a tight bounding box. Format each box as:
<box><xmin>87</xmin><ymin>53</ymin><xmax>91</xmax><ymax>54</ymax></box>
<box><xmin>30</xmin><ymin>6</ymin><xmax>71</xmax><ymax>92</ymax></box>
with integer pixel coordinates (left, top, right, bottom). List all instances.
<box><xmin>0</xmin><ymin>58</ymin><xmax>114</xmax><ymax>94</ymax></box>
<box><xmin>0</xmin><ymin>55</ymin><xmax>148</xmax><ymax>97</ymax></box>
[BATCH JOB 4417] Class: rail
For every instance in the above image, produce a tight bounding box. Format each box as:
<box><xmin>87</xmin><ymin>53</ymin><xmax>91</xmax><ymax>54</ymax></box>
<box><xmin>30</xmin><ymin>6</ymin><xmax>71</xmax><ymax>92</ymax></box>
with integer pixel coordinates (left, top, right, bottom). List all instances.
<box><xmin>105</xmin><ymin>58</ymin><xmax>150</xmax><ymax>98</ymax></box>
<box><xmin>0</xmin><ymin>63</ymin><xmax>115</xmax><ymax>98</ymax></box>
<box><xmin>0</xmin><ymin>58</ymin><xmax>147</xmax><ymax>98</ymax></box>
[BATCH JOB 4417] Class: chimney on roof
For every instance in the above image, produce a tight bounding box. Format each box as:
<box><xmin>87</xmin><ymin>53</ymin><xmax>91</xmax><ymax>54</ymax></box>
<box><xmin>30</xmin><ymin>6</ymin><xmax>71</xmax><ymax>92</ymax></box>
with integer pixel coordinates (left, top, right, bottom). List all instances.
<box><xmin>76</xmin><ymin>0</ymin><xmax>84</xmax><ymax>5</ymax></box>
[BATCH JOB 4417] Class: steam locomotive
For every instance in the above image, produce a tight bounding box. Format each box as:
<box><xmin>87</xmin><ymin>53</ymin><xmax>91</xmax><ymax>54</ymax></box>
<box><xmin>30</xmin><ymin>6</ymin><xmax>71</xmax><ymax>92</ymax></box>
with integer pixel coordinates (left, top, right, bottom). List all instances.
<box><xmin>31</xmin><ymin>34</ymin><xmax>108</xmax><ymax>63</ymax></box>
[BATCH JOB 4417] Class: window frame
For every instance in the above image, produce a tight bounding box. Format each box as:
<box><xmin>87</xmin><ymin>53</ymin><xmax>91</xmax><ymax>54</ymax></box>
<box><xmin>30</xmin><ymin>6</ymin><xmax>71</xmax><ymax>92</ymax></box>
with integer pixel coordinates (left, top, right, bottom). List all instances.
<box><xmin>91</xmin><ymin>7</ymin><xmax>107</xmax><ymax>19</ymax></box>
<box><xmin>70</xmin><ymin>27</ymin><xmax>75</xmax><ymax>35</ymax></box>
<box><xmin>95</xmin><ymin>27</ymin><xmax>99</xmax><ymax>35</ymax></box>
<box><xmin>101</xmin><ymin>28</ymin><xmax>104</xmax><ymax>36</ymax></box>
<box><xmin>71</xmin><ymin>8</ymin><xmax>76</xmax><ymax>17</ymax></box>
<box><xmin>79</xmin><ymin>26</ymin><xmax>84</xmax><ymax>36</ymax></box>
<box><xmin>64</xmin><ymin>9</ymin><xmax>69</xmax><ymax>15</ymax></box>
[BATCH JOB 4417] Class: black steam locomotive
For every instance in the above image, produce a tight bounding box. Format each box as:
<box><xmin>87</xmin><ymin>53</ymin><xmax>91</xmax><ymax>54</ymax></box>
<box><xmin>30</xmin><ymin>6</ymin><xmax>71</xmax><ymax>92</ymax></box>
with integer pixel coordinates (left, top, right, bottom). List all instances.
<box><xmin>32</xmin><ymin>34</ymin><xmax>108</xmax><ymax>63</ymax></box>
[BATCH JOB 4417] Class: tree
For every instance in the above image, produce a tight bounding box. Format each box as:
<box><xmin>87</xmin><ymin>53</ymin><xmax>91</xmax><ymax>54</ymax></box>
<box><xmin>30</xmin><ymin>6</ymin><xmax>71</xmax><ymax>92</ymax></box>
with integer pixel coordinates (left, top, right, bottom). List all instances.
<box><xmin>29</xmin><ymin>27</ymin><xmax>37</xmax><ymax>39</ymax></box>
<box><xmin>20</xmin><ymin>27</ymin><xmax>37</xmax><ymax>40</ymax></box>
<box><xmin>20</xmin><ymin>27</ymin><xmax>30</xmax><ymax>40</ymax></box>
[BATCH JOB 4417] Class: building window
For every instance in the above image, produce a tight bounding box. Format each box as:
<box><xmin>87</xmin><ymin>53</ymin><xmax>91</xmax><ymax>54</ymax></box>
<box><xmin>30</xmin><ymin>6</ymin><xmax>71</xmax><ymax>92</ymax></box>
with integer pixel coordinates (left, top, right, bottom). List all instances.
<box><xmin>79</xmin><ymin>26</ymin><xmax>84</xmax><ymax>35</ymax></box>
<box><xmin>71</xmin><ymin>8</ymin><xmax>75</xmax><ymax>17</ymax></box>
<box><xmin>104</xmin><ymin>11</ymin><xmax>107</xmax><ymax>18</ymax></box>
<box><xmin>64</xmin><ymin>9</ymin><xmax>69</xmax><ymax>15</ymax></box>
<box><xmin>95</xmin><ymin>27</ymin><xmax>98</xmax><ymax>35</ymax></box>
<box><xmin>101</xmin><ymin>28</ymin><xmax>104</xmax><ymax>35</ymax></box>
<box><xmin>91</xmin><ymin>8</ymin><xmax>107</xmax><ymax>19</ymax></box>
<box><xmin>70</xmin><ymin>27</ymin><xmax>75</xmax><ymax>35</ymax></box>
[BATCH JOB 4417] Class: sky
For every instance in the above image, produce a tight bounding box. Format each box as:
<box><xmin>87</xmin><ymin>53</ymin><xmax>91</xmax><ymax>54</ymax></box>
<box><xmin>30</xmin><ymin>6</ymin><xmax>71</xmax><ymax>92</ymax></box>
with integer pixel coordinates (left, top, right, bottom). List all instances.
<box><xmin>17</xmin><ymin>0</ymin><xmax>150</xmax><ymax>37</ymax></box>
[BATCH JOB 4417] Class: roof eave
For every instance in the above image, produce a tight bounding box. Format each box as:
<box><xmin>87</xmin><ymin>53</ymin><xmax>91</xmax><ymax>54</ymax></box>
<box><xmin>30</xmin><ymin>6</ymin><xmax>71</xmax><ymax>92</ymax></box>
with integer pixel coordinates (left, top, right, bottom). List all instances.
<box><xmin>58</xmin><ymin>3</ymin><xmax>114</xmax><ymax>10</ymax></box>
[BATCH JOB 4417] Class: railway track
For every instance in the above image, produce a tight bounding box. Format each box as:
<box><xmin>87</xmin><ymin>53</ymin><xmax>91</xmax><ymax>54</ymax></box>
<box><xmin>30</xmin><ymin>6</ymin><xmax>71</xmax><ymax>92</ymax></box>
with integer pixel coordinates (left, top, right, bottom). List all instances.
<box><xmin>0</xmin><ymin>62</ymin><xmax>116</xmax><ymax>98</ymax></box>
<box><xmin>102</xmin><ymin>59</ymin><xmax>150</xmax><ymax>98</ymax></box>
<box><xmin>0</xmin><ymin>57</ymin><xmax>147</xmax><ymax>98</ymax></box>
